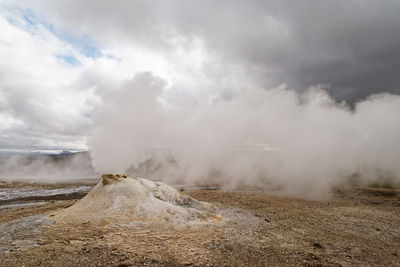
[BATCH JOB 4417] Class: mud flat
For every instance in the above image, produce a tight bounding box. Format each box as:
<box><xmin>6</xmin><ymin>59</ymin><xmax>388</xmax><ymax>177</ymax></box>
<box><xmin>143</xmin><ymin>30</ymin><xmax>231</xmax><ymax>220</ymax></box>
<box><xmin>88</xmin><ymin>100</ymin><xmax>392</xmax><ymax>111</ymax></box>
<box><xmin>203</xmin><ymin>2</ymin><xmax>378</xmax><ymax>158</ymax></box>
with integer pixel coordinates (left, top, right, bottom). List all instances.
<box><xmin>0</xmin><ymin>180</ymin><xmax>399</xmax><ymax>266</ymax></box>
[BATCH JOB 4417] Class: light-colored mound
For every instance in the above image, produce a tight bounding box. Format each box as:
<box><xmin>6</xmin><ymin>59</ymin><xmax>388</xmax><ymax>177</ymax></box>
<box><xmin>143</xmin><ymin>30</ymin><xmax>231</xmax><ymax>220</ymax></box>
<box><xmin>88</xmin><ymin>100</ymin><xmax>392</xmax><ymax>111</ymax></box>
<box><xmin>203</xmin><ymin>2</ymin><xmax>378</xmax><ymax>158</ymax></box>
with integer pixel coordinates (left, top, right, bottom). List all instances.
<box><xmin>51</xmin><ymin>174</ymin><xmax>220</xmax><ymax>225</ymax></box>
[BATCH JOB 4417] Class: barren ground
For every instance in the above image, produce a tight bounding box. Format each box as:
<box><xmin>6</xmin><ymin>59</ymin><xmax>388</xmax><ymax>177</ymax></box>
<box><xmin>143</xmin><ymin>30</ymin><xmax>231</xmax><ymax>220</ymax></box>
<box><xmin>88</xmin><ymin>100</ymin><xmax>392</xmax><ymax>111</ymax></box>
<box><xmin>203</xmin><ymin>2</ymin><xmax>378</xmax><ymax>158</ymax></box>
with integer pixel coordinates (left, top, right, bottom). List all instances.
<box><xmin>1</xmin><ymin>186</ymin><xmax>399</xmax><ymax>266</ymax></box>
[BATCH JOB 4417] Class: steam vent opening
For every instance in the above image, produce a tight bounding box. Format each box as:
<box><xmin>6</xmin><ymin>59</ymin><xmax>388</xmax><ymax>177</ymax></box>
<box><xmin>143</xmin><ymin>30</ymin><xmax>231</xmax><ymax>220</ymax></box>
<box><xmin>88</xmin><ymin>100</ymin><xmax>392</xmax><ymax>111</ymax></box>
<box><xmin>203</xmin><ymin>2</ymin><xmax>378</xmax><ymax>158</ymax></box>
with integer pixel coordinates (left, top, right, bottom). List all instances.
<box><xmin>51</xmin><ymin>174</ymin><xmax>221</xmax><ymax>225</ymax></box>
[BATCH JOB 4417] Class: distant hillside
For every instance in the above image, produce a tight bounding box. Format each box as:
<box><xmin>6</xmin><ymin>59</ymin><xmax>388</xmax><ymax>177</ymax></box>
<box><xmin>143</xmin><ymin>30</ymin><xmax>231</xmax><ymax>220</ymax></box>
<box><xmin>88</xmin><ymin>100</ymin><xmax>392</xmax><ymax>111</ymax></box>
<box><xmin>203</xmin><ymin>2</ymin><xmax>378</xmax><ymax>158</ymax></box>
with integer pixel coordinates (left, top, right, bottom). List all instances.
<box><xmin>0</xmin><ymin>152</ymin><xmax>98</xmax><ymax>182</ymax></box>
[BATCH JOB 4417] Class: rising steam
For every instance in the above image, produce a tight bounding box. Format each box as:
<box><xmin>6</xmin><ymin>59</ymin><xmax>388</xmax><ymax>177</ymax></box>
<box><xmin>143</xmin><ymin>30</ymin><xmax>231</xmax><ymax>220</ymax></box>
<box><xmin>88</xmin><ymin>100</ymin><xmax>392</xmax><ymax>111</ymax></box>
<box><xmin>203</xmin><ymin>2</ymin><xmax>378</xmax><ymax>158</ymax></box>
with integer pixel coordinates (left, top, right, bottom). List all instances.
<box><xmin>0</xmin><ymin>152</ymin><xmax>96</xmax><ymax>183</ymax></box>
<box><xmin>88</xmin><ymin>73</ymin><xmax>400</xmax><ymax>199</ymax></box>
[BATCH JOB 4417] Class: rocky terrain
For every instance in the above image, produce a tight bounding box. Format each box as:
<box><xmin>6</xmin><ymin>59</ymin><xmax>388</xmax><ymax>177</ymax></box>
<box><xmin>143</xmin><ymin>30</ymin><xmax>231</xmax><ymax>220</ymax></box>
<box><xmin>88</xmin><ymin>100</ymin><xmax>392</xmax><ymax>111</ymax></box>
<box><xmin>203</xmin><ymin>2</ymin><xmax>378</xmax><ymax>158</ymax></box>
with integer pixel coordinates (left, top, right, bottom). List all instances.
<box><xmin>0</xmin><ymin>179</ymin><xmax>399</xmax><ymax>266</ymax></box>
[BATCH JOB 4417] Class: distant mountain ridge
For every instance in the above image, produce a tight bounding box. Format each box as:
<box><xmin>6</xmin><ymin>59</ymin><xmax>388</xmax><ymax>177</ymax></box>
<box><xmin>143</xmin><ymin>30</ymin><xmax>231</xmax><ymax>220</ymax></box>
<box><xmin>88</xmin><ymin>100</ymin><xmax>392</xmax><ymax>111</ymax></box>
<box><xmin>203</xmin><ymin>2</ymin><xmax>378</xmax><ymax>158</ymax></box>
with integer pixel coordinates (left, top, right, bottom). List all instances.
<box><xmin>0</xmin><ymin>149</ymin><xmax>86</xmax><ymax>156</ymax></box>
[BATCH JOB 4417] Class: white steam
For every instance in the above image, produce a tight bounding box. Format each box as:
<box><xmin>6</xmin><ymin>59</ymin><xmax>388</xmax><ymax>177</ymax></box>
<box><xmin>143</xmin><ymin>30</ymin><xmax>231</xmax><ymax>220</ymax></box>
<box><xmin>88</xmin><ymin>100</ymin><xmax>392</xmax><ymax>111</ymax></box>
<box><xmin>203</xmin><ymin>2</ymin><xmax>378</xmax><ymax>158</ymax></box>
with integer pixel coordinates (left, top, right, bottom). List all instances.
<box><xmin>88</xmin><ymin>73</ymin><xmax>400</xmax><ymax>199</ymax></box>
<box><xmin>0</xmin><ymin>153</ymin><xmax>96</xmax><ymax>183</ymax></box>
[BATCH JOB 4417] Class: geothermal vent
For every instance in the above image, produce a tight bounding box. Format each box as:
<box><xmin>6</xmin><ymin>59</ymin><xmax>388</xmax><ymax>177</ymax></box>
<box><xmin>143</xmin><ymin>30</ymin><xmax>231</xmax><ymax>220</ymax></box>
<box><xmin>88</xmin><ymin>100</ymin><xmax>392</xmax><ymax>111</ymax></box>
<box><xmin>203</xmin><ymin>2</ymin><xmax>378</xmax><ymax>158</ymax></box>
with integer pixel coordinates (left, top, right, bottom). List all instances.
<box><xmin>52</xmin><ymin>174</ymin><xmax>219</xmax><ymax>225</ymax></box>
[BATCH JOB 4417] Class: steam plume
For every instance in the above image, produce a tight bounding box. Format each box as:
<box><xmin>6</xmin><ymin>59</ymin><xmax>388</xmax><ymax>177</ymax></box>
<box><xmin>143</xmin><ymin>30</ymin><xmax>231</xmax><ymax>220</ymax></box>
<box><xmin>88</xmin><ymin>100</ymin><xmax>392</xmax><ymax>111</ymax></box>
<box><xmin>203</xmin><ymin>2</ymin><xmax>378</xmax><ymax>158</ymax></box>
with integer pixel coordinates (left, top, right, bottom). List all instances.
<box><xmin>0</xmin><ymin>152</ymin><xmax>96</xmax><ymax>183</ymax></box>
<box><xmin>88</xmin><ymin>73</ymin><xmax>400</xmax><ymax>199</ymax></box>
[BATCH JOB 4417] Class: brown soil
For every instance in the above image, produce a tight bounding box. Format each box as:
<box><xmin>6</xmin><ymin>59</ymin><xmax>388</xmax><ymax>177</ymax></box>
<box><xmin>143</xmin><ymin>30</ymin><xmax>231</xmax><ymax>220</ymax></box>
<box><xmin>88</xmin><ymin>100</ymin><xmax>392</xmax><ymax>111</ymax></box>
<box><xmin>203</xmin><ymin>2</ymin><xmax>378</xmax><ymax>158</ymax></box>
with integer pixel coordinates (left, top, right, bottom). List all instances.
<box><xmin>1</xmin><ymin>188</ymin><xmax>400</xmax><ymax>266</ymax></box>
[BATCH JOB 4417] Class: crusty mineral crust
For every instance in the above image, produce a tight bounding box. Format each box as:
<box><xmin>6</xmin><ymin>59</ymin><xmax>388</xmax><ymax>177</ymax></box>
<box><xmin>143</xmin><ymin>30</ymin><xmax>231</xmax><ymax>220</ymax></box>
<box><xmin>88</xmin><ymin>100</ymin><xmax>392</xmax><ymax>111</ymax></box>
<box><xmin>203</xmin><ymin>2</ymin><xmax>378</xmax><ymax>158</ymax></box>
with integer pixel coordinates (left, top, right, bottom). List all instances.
<box><xmin>101</xmin><ymin>174</ymin><xmax>128</xmax><ymax>185</ymax></box>
<box><xmin>51</xmin><ymin>174</ymin><xmax>220</xmax><ymax>225</ymax></box>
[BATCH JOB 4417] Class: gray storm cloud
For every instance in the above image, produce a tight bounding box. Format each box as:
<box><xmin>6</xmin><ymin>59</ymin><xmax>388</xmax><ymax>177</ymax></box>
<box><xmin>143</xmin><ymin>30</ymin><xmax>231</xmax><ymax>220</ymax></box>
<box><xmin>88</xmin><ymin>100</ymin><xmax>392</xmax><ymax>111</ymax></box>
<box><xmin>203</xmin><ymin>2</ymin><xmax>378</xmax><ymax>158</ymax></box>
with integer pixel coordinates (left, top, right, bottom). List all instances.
<box><xmin>25</xmin><ymin>0</ymin><xmax>400</xmax><ymax>102</ymax></box>
<box><xmin>88</xmin><ymin>73</ymin><xmax>400</xmax><ymax>199</ymax></box>
<box><xmin>2</xmin><ymin>0</ymin><xmax>400</xmax><ymax>149</ymax></box>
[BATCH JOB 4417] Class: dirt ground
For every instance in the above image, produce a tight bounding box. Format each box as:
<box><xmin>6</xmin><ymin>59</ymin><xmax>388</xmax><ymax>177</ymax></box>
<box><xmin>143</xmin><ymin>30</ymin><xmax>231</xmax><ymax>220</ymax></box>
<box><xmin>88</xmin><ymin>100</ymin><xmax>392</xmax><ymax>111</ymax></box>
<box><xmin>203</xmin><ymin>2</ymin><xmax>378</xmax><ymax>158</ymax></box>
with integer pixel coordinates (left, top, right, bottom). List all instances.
<box><xmin>1</xmin><ymin>187</ymin><xmax>399</xmax><ymax>266</ymax></box>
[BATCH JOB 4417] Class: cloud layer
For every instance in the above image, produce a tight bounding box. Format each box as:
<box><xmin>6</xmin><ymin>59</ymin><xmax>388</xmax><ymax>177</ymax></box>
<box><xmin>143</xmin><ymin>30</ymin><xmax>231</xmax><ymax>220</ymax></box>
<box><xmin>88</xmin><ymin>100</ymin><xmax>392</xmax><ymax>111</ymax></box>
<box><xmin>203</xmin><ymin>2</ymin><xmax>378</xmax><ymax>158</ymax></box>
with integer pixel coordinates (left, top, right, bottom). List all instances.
<box><xmin>23</xmin><ymin>0</ymin><xmax>400</xmax><ymax>101</ymax></box>
<box><xmin>1</xmin><ymin>1</ymin><xmax>400</xmax><ymax>149</ymax></box>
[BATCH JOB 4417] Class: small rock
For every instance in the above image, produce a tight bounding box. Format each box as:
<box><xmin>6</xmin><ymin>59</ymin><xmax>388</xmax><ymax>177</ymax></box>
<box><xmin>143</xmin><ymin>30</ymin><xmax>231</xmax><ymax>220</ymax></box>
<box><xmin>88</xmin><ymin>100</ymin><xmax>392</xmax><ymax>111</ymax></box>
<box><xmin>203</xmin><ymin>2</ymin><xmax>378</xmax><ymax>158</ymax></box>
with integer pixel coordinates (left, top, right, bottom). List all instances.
<box><xmin>313</xmin><ymin>243</ymin><xmax>324</xmax><ymax>249</ymax></box>
<box><xmin>69</xmin><ymin>240</ymin><xmax>84</xmax><ymax>245</ymax></box>
<box><xmin>118</xmin><ymin>264</ymin><xmax>132</xmax><ymax>267</ymax></box>
<box><xmin>305</xmin><ymin>253</ymin><xmax>319</xmax><ymax>260</ymax></box>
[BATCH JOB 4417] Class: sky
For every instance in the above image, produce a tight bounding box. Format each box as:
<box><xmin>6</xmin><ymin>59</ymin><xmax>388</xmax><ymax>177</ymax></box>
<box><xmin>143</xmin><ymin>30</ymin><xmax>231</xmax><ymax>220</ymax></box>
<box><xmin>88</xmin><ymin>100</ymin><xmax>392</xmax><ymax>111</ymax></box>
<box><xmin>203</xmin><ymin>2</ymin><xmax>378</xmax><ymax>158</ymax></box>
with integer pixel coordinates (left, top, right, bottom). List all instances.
<box><xmin>0</xmin><ymin>0</ymin><xmax>400</xmax><ymax>151</ymax></box>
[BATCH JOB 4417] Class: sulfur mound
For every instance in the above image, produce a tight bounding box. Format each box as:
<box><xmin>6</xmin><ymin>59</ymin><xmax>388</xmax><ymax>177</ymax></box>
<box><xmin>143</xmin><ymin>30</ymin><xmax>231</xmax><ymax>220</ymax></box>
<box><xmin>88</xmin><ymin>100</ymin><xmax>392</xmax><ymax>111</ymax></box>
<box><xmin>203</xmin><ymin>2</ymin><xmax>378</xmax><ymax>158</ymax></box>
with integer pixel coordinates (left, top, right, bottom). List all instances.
<box><xmin>51</xmin><ymin>174</ymin><xmax>219</xmax><ymax>225</ymax></box>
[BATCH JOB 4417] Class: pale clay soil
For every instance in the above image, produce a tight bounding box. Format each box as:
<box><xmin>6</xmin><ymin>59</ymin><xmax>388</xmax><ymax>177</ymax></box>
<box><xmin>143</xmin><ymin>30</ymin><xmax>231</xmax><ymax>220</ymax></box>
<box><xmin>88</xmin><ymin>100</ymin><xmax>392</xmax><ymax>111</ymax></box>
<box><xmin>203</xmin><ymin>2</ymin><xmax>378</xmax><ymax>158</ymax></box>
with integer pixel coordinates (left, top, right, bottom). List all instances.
<box><xmin>0</xmin><ymin>186</ymin><xmax>399</xmax><ymax>266</ymax></box>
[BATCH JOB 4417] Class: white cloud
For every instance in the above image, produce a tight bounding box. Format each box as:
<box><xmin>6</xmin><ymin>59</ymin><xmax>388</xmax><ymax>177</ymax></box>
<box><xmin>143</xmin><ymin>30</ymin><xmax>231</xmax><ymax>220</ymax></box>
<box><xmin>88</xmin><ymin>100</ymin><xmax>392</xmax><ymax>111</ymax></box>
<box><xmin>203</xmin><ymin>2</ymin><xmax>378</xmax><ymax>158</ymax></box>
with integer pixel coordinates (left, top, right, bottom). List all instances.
<box><xmin>1</xmin><ymin>0</ymin><xmax>400</xmax><ymax>153</ymax></box>
<box><xmin>0</xmin><ymin>6</ymin><xmax>97</xmax><ymax>149</ymax></box>
<box><xmin>0</xmin><ymin>3</ymin><xmax>237</xmax><ymax>150</ymax></box>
